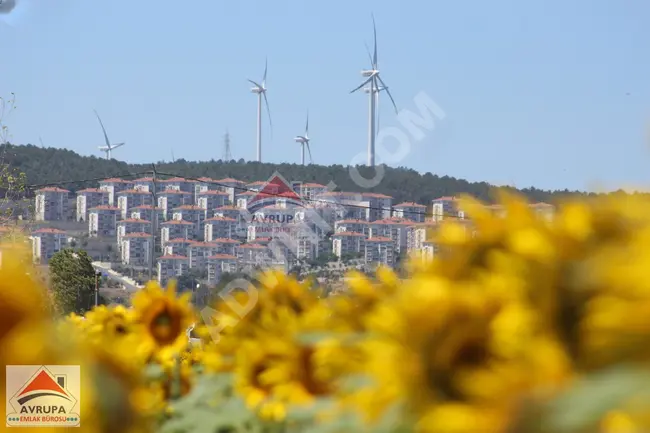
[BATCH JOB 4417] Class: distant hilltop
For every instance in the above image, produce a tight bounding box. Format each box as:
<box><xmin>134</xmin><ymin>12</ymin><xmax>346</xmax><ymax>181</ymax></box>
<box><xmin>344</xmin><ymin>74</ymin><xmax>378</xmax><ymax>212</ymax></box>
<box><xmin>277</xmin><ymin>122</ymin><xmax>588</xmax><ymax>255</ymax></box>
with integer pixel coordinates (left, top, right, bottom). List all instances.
<box><xmin>1</xmin><ymin>143</ymin><xmax>591</xmax><ymax>205</ymax></box>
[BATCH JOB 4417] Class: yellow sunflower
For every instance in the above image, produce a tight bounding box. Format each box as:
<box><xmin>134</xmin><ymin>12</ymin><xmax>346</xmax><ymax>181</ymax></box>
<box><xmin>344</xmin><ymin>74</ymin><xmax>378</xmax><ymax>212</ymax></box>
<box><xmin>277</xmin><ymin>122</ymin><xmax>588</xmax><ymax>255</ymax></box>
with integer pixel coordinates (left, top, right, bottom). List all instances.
<box><xmin>84</xmin><ymin>304</ymin><xmax>134</xmax><ymax>340</ymax></box>
<box><xmin>357</xmin><ymin>271</ymin><xmax>572</xmax><ymax>432</ymax></box>
<box><xmin>131</xmin><ymin>280</ymin><xmax>195</xmax><ymax>361</ymax></box>
<box><xmin>0</xmin><ymin>241</ymin><xmax>51</xmax><ymax>342</ymax></box>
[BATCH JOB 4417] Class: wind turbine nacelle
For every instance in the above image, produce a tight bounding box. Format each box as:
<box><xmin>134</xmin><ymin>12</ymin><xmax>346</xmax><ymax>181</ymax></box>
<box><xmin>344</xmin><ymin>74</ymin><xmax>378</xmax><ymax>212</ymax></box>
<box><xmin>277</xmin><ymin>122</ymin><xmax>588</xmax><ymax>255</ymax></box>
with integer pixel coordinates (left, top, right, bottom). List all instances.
<box><xmin>98</xmin><ymin>146</ymin><xmax>110</xmax><ymax>151</ymax></box>
<box><xmin>361</xmin><ymin>70</ymin><xmax>376</xmax><ymax>77</ymax></box>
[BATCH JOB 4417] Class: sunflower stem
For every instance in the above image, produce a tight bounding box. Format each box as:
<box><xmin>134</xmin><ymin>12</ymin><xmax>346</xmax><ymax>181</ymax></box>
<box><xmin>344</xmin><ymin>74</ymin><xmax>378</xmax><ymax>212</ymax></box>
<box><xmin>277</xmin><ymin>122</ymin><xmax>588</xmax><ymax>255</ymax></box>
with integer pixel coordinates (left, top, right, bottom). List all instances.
<box><xmin>170</xmin><ymin>355</ymin><xmax>182</xmax><ymax>400</ymax></box>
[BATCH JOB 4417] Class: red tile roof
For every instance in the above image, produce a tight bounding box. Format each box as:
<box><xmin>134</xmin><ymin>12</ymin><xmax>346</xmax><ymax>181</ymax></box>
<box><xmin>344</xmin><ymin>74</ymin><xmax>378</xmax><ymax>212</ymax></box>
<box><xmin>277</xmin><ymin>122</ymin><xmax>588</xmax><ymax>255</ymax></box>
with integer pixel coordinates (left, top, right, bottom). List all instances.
<box><xmin>36</xmin><ymin>187</ymin><xmax>70</xmax><ymax>193</ymax></box>
<box><xmin>366</xmin><ymin>236</ymin><xmax>393</xmax><ymax>242</ymax></box>
<box><xmin>211</xmin><ymin>238</ymin><xmax>241</xmax><ymax>244</ymax></box>
<box><xmin>89</xmin><ymin>205</ymin><xmax>120</xmax><ymax>211</ymax></box>
<box><xmin>205</xmin><ymin>216</ymin><xmax>237</xmax><ymax>222</ymax></box>
<box><xmin>32</xmin><ymin>228</ymin><xmax>66</xmax><ymax>234</ymax></box>
<box><xmin>208</xmin><ymin>254</ymin><xmax>238</xmax><ymax>260</ymax></box>
<box><xmin>158</xmin><ymin>254</ymin><xmax>188</xmax><ymax>260</ymax></box>
<box><xmin>161</xmin><ymin>220</ymin><xmax>193</xmax><ymax>225</ymax></box>
<box><xmin>123</xmin><ymin>232</ymin><xmax>152</xmax><ymax>238</ymax></box>
<box><xmin>118</xmin><ymin>218</ymin><xmax>151</xmax><ymax>224</ymax></box>
<box><xmin>394</xmin><ymin>202</ymin><xmax>426</xmax><ymax>208</ymax></box>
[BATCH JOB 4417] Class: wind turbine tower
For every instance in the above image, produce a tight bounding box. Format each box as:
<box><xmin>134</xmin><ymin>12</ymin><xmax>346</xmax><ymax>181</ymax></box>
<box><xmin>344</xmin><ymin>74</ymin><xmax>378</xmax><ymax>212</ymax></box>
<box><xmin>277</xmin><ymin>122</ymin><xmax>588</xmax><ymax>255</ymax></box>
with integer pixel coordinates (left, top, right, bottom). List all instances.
<box><xmin>248</xmin><ymin>59</ymin><xmax>273</xmax><ymax>163</ymax></box>
<box><xmin>94</xmin><ymin>110</ymin><xmax>125</xmax><ymax>160</ymax></box>
<box><xmin>294</xmin><ymin>112</ymin><xmax>312</xmax><ymax>165</ymax></box>
<box><xmin>350</xmin><ymin>15</ymin><xmax>397</xmax><ymax>167</ymax></box>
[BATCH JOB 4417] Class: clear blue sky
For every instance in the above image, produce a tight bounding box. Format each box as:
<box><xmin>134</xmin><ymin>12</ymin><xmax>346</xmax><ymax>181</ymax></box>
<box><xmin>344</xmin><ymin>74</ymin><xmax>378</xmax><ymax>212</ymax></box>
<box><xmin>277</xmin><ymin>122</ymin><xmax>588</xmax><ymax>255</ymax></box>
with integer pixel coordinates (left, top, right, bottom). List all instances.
<box><xmin>1</xmin><ymin>0</ymin><xmax>649</xmax><ymax>192</ymax></box>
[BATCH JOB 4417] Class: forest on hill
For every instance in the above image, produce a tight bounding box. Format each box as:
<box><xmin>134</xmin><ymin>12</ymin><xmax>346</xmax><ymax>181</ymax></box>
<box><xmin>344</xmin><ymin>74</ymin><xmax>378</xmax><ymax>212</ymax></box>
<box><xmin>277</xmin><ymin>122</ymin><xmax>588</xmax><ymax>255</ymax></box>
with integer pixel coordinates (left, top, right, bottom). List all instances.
<box><xmin>2</xmin><ymin>143</ymin><xmax>595</xmax><ymax>205</ymax></box>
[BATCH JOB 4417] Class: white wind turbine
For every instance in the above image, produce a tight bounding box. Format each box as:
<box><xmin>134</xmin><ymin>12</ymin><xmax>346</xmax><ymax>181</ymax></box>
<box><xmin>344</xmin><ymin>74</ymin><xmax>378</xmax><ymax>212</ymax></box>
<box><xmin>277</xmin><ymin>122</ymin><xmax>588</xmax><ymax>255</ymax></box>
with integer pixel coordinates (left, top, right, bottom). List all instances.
<box><xmin>248</xmin><ymin>59</ymin><xmax>273</xmax><ymax>163</ymax></box>
<box><xmin>294</xmin><ymin>112</ymin><xmax>312</xmax><ymax>165</ymax></box>
<box><xmin>94</xmin><ymin>110</ymin><xmax>125</xmax><ymax>160</ymax></box>
<box><xmin>350</xmin><ymin>15</ymin><xmax>397</xmax><ymax>167</ymax></box>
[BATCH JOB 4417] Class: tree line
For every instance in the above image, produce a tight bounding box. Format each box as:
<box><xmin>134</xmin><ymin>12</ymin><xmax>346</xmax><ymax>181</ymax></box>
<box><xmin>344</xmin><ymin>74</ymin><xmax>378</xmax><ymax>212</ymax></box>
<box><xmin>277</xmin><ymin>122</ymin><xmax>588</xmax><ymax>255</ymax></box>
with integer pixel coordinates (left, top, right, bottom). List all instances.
<box><xmin>0</xmin><ymin>142</ymin><xmax>629</xmax><ymax>205</ymax></box>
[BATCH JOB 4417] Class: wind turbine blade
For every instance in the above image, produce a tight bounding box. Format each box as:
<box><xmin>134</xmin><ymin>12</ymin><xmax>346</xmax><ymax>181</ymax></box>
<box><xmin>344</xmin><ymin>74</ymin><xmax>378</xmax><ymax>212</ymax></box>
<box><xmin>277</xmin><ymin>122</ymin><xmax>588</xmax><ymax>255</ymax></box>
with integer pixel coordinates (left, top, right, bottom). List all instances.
<box><xmin>111</xmin><ymin>143</ymin><xmax>125</xmax><ymax>149</ymax></box>
<box><xmin>262</xmin><ymin>91</ymin><xmax>273</xmax><ymax>135</ymax></box>
<box><xmin>307</xmin><ymin>142</ymin><xmax>313</xmax><ymax>164</ymax></box>
<box><xmin>305</xmin><ymin>111</ymin><xmax>309</xmax><ymax>135</ymax></box>
<box><xmin>93</xmin><ymin>110</ymin><xmax>111</xmax><ymax>147</ymax></box>
<box><xmin>377</xmin><ymin>75</ymin><xmax>398</xmax><ymax>113</ymax></box>
<box><xmin>372</xmin><ymin>14</ymin><xmax>378</xmax><ymax>67</ymax></box>
<box><xmin>263</xmin><ymin>58</ymin><xmax>268</xmax><ymax>86</ymax></box>
<box><xmin>39</xmin><ymin>136</ymin><xmax>44</xmax><ymax>147</ymax></box>
<box><xmin>364</xmin><ymin>41</ymin><xmax>373</xmax><ymax>66</ymax></box>
<box><xmin>248</xmin><ymin>79</ymin><xmax>262</xmax><ymax>88</ymax></box>
<box><xmin>350</xmin><ymin>76</ymin><xmax>373</xmax><ymax>94</ymax></box>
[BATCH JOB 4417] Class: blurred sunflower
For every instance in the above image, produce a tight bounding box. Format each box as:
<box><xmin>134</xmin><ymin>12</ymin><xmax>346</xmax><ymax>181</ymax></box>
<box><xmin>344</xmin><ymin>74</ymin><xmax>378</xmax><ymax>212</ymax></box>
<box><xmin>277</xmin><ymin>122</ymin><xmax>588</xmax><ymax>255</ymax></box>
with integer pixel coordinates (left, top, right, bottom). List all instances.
<box><xmin>131</xmin><ymin>280</ymin><xmax>194</xmax><ymax>361</ymax></box>
<box><xmin>358</xmin><ymin>267</ymin><xmax>572</xmax><ymax>432</ymax></box>
<box><xmin>0</xmin><ymin>241</ymin><xmax>50</xmax><ymax>342</ymax></box>
<box><xmin>84</xmin><ymin>304</ymin><xmax>134</xmax><ymax>340</ymax></box>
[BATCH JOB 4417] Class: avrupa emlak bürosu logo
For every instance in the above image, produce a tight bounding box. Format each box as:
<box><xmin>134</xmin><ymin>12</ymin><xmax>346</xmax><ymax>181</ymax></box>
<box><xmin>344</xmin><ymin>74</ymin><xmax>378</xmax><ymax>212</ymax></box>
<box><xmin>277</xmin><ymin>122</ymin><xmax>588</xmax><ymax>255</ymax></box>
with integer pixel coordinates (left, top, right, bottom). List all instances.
<box><xmin>6</xmin><ymin>365</ymin><xmax>81</xmax><ymax>428</ymax></box>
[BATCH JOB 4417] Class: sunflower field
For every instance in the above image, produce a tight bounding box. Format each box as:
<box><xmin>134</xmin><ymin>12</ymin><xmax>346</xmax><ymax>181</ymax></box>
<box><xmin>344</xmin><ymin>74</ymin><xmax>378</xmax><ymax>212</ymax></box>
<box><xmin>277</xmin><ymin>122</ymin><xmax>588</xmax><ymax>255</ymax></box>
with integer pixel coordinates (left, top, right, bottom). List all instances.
<box><xmin>3</xmin><ymin>191</ymin><xmax>650</xmax><ymax>433</ymax></box>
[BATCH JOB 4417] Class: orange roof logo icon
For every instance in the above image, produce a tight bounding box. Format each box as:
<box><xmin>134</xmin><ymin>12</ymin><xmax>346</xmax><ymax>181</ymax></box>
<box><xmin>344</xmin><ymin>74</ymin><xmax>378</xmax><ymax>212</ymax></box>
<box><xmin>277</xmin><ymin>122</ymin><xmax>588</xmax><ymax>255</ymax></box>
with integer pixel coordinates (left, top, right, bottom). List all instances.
<box><xmin>15</xmin><ymin>370</ymin><xmax>72</xmax><ymax>405</ymax></box>
<box><xmin>6</xmin><ymin>365</ymin><xmax>81</xmax><ymax>428</ymax></box>
<box><xmin>247</xmin><ymin>172</ymin><xmax>303</xmax><ymax>213</ymax></box>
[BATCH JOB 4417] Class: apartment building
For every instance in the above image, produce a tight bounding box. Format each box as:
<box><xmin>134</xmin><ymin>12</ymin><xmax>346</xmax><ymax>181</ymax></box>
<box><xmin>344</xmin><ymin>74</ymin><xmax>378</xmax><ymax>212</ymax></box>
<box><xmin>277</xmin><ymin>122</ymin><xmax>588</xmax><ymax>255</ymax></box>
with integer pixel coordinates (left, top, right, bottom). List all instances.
<box><xmin>132</xmin><ymin>177</ymin><xmax>156</xmax><ymax>193</ymax></box>
<box><xmin>172</xmin><ymin>205</ymin><xmax>206</xmax><ymax>239</ymax></box>
<box><xmin>529</xmin><ymin>202</ymin><xmax>556</xmax><ymax>222</ymax></box>
<box><xmin>116</xmin><ymin>189</ymin><xmax>154</xmax><ymax>219</ymax></box>
<box><xmin>482</xmin><ymin>202</ymin><xmax>555</xmax><ymax>221</ymax></box>
<box><xmin>214</xmin><ymin>205</ymin><xmax>243</xmax><ymax>221</ymax></box>
<box><xmin>315</xmin><ymin>191</ymin><xmax>392</xmax><ymax>222</ymax></box>
<box><xmin>210</xmin><ymin>238</ymin><xmax>240</xmax><ymax>256</ymax></box>
<box><xmin>98</xmin><ymin>178</ymin><xmax>133</xmax><ymax>206</ymax></box>
<box><xmin>157</xmin><ymin>189</ymin><xmax>192</xmax><ymax>220</ymax></box>
<box><xmin>369</xmin><ymin>218</ymin><xmax>414</xmax><ymax>254</ymax></box>
<box><xmin>188</xmin><ymin>241</ymin><xmax>216</xmax><ymax>269</ymax></box>
<box><xmin>163</xmin><ymin>238</ymin><xmax>192</xmax><ymax>256</ymax></box>
<box><xmin>364</xmin><ymin>236</ymin><xmax>395</xmax><ymax>267</ymax></box>
<box><xmin>196</xmin><ymin>190</ymin><xmax>230</xmax><ymax>211</ymax></box>
<box><xmin>160</xmin><ymin>220</ymin><xmax>193</xmax><ymax>247</ymax></box>
<box><xmin>204</xmin><ymin>216</ymin><xmax>237</xmax><ymax>241</ymax></box>
<box><xmin>120</xmin><ymin>232</ymin><xmax>152</xmax><ymax>266</ymax></box>
<box><xmin>35</xmin><ymin>187</ymin><xmax>70</xmax><ymax>221</ymax></box>
<box><xmin>214</xmin><ymin>178</ymin><xmax>245</xmax><ymax>204</ymax></box>
<box><xmin>193</xmin><ymin>177</ymin><xmax>214</xmax><ymax>200</ymax></box>
<box><xmin>31</xmin><ymin>228</ymin><xmax>68</xmax><ymax>263</ymax></box>
<box><xmin>432</xmin><ymin>196</ymin><xmax>462</xmax><ymax>221</ymax></box>
<box><xmin>117</xmin><ymin>218</ymin><xmax>152</xmax><ymax>248</ymax></box>
<box><xmin>334</xmin><ymin>219</ymin><xmax>371</xmax><ymax>236</ymax></box>
<box><xmin>130</xmin><ymin>205</ymin><xmax>165</xmax><ymax>227</ymax></box>
<box><xmin>76</xmin><ymin>188</ymin><xmax>109</xmax><ymax>222</ymax></box>
<box><xmin>406</xmin><ymin>221</ymin><xmax>438</xmax><ymax>253</ymax></box>
<box><xmin>157</xmin><ymin>255</ymin><xmax>189</xmax><ymax>285</ymax></box>
<box><xmin>332</xmin><ymin>232</ymin><xmax>366</xmax><ymax>259</ymax></box>
<box><xmin>392</xmin><ymin>202</ymin><xmax>427</xmax><ymax>223</ymax></box>
<box><xmin>315</xmin><ymin>192</ymin><xmax>368</xmax><ymax>220</ymax></box>
<box><xmin>207</xmin><ymin>254</ymin><xmax>238</xmax><ymax>284</ymax></box>
<box><xmin>296</xmin><ymin>183</ymin><xmax>327</xmax><ymax>202</ymax></box>
<box><xmin>292</xmin><ymin>229</ymin><xmax>320</xmax><ymax>261</ymax></box>
<box><xmin>246</xmin><ymin>181</ymin><xmax>265</xmax><ymax>192</ymax></box>
<box><xmin>237</xmin><ymin>243</ymin><xmax>271</xmax><ymax>267</ymax></box>
<box><xmin>362</xmin><ymin>193</ymin><xmax>393</xmax><ymax>221</ymax></box>
<box><xmin>88</xmin><ymin>205</ymin><xmax>121</xmax><ymax>237</ymax></box>
<box><xmin>159</xmin><ymin>177</ymin><xmax>197</xmax><ymax>201</ymax></box>
<box><xmin>236</xmin><ymin>191</ymin><xmax>256</xmax><ymax>209</ymax></box>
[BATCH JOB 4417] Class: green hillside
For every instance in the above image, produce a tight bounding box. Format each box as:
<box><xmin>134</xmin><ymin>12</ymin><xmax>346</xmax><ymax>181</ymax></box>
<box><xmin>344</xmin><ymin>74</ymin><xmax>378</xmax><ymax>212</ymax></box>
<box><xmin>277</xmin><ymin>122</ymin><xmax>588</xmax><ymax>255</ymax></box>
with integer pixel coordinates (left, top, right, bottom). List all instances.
<box><xmin>2</xmin><ymin>143</ymin><xmax>591</xmax><ymax>205</ymax></box>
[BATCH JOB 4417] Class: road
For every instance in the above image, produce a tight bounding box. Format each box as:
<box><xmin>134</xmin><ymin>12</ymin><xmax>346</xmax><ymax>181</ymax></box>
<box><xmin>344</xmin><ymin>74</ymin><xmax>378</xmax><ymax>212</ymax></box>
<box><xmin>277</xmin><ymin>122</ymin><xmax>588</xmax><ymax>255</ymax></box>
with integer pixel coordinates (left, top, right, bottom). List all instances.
<box><xmin>91</xmin><ymin>262</ymin><xmax>144</xmax><ymax>293</ymax></box>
